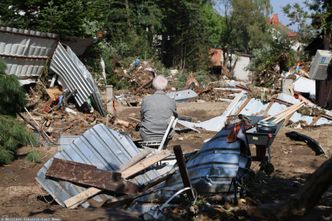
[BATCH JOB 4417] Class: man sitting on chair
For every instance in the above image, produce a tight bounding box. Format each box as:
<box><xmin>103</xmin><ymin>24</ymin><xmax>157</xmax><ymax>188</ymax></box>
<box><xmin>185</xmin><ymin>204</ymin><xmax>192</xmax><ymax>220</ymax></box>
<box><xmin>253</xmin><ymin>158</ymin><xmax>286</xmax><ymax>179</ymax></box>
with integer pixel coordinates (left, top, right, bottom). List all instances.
<box><xmin>139</xmin><ymin>75</ymin><xmax>177</xmax><ymax>142</ymax></box>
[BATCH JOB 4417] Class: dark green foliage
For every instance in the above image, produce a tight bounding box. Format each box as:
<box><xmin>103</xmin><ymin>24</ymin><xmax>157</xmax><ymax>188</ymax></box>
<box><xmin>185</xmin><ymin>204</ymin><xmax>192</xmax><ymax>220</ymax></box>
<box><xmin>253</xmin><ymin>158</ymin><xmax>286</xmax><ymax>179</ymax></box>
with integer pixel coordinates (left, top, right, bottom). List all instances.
<box><xmin>201</xmin><ymin>4</ymin><xmax>226</xmax><ymax>48</ymax></box>
<box><xmin>158</xmin><ymin>0</ymin><xmax>211</xmax><ymax>71</ymax></box>
<box><xmin>0</xmin><ymin>0</ymin><xmax>87</xmax><ymax>37</ymax></box>
<box><xmin>0</xmin><ymin>115</ymin><xmax>36</xmax><ymax>164</ymax></box>
<box><xmin>0</xmin><ymin>0</ymin><xmax>225</xmax><ymax>80</ymax></box>
<box><xmin>0</xmin><ymin>60</ymin><xmax>26</xmax><ymax>115</ymax></box>
<box><xmin>0</xmin><ymin>60</ymin><xmax>36</xmax><ymax>164</ymax></box>
<box><xmin>228</xmin><ymin>0</ymin><xmax>272</xmax><ymax>53</ymax></box>
<box><xmin>283</xmin><ymin>3</ymin><xmax>314</xmax><ymax>44</ymax></box>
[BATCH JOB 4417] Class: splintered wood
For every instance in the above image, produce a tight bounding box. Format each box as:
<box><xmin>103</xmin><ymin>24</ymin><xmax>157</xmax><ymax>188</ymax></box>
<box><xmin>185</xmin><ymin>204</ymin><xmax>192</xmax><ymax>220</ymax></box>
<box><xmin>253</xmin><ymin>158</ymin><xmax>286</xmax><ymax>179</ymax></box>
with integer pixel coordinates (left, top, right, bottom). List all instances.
<box><xmin>263</xmin><ymin>101</ymin><xmax>306</xmax><ymax>124</ymax></box>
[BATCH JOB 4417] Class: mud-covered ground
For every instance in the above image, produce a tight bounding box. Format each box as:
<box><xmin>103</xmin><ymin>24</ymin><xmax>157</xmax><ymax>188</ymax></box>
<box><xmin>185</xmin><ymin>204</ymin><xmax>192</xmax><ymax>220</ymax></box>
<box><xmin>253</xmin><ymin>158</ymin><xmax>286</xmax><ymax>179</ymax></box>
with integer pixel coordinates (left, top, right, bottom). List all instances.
<box><xmin>0</xmin><ymin>101</ymin><xmax>331</xmax><ymax>221</ymax></box>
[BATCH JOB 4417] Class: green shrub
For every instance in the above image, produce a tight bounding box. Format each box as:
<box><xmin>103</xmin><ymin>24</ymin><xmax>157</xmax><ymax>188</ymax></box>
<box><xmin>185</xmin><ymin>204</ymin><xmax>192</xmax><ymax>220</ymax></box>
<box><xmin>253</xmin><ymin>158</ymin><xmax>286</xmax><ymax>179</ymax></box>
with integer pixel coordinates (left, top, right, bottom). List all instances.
<box><xmin>26</xmin><ymin>150</ymin><xmax>41</xmax><ymax>163</ymax></box>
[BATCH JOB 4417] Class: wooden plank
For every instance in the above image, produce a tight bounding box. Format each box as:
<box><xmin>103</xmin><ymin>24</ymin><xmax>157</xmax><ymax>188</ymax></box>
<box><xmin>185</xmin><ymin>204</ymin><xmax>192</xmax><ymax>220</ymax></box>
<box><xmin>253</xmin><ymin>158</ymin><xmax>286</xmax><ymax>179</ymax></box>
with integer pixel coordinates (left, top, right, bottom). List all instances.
<box><xmin>64</xmin><ymin>150</ymin><xmax>171</xmax><ymax>208</ymax></box>
<box><xmin>264</xmin><ymin>101</ymin><xmax>304</xmax><ymax>122</ymax></box>
<box><xmin>234</xmin><ymin>97</ymin><xmax>251</xmax><ymax>115</ymax></box>
<box><xmin>46</xmin><ymin>158</ymin><xmax>139</xmax><ymax>194</ymax></box>
<box><xmin>64</xmin><ymin>187</ymin><xmax>101</xmax><ymax>208</ymax></box>
<box><xmin>120</xmin><ymin>148</ymin><xmax>152</xmax><ymax>171</ymax></box>
<box><xmin>272</xmin><ymin>102</ymin><xmax>305</xmax><ymax>124</ymax></box>
<box><xmin>310</xmin><ymin>115</ymin><xmax>322</xmax><ymax>126</ymax></box>
<box><xmin>263</xmin><ymin>101</ymin><xmax>274</xmax><ymax>117</ymax></box>
<box><xmin>121</xmin><ymin>150</ymin><xmax>171</xmax><ymax>178</ymax></box>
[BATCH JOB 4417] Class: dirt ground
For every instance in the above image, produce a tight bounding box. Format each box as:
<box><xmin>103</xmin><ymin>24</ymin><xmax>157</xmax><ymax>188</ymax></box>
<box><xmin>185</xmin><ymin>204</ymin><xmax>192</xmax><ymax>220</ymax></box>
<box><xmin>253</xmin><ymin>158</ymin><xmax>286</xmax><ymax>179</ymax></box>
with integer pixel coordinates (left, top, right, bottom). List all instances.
<box><xmin>0</xmin><ymin>100</ymin><xmax>332</xmax><ymax>221</ymax></box>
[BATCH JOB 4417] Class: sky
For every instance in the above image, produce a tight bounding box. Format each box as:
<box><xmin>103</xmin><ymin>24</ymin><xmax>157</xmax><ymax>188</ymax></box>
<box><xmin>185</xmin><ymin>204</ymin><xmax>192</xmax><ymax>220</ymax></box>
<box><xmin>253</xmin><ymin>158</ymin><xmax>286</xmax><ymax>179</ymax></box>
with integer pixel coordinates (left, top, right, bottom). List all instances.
<box><xmin>271</xmin><ymin>0</ymin><xmax>305</xmax><ymax>31</ymax></box>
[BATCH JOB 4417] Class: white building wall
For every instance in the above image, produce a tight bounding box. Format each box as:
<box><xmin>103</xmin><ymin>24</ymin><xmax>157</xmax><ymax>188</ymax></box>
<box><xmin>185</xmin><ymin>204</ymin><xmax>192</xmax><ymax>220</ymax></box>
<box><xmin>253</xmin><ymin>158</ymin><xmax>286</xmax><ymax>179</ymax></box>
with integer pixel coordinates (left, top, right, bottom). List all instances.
<box><xmin>233</xmin><ymin>56</ymin><xmax>251</xmax><ymax>82</ymax></box>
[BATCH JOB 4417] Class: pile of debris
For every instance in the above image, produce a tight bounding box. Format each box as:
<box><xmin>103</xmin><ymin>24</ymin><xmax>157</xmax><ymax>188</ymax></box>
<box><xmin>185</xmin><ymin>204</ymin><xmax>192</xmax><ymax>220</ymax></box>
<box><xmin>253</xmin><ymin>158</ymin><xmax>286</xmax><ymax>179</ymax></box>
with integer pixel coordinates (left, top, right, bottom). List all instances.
<box><xmin>35</xmin><ymin>119</ymin><xmax>258</xmax><ymax>219</ymax></box>
<box><xmin>3</xmin><ymin>26</ymin><xmax>332</xmax><ymax>219</ymax></box>
<box><xmin>36</xmin><ymin>124</ymin><xmax>176</xmax><ymax>209</ymax></box>
<box><xmin>35</xmin><ymin>89</ymin><xmax>329</xmax><ymax>219</ymax></box>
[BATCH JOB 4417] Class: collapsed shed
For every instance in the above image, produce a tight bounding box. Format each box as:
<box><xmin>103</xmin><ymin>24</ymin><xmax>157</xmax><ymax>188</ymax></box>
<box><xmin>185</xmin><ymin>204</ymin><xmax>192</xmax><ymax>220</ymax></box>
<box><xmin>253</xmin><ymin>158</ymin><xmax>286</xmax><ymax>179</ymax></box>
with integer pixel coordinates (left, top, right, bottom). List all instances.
<box><xmin>0</xmin><ymin>26</ymin><xmax>106</xmax><ymax>116</ymax></box>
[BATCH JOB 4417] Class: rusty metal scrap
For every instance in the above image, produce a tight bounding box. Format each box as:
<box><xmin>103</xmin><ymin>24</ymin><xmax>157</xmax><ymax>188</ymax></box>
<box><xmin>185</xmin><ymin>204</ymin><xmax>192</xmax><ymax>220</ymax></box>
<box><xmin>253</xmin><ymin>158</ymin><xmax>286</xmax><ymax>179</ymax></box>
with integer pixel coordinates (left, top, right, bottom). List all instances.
<box><xmin>46</xmin><ymin>158</ymin><xmax>139</xmax><ymax>194</ymax></box>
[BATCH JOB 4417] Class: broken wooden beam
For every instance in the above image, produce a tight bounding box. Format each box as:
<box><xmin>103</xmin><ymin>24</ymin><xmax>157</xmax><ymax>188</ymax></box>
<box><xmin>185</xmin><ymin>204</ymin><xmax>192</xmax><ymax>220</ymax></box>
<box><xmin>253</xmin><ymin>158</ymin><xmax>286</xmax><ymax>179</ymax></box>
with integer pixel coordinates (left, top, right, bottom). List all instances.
<box><xmin>64</xmin><ymin>149</ymin><xmax>172</xmax><ymax>208</ymax></box>
<box><xmin>114</xmin><ymin>118</ymin><xmax>130</xmax><ymax>127</ymax></box>
<box><xmin>234</xmin><ymin>97</ymin><xmax>251</xmax><ymax>115</ymax></box>
<box><xmin>121</xmin><ymin>149</ymin><xmax>171</xmax><ymax>178</ymax></box>
<box><xmin>46</xmin><ymin>158</ymin><xmax>139</xmax><ymax>195</ymax></box>
<box><xmin>120</xmin><ymin>148</ymin><xmax>152</xmax><ymax>171</ymax></box>
<box><xmin>173</xmin><ymin>145</ymin><xmax>195</xmax><ymax>200</ymax></box>
<box><xmin>64</xmin><ymin>187</ymin><xmax>101</xmax><ymax>208</ymax></box>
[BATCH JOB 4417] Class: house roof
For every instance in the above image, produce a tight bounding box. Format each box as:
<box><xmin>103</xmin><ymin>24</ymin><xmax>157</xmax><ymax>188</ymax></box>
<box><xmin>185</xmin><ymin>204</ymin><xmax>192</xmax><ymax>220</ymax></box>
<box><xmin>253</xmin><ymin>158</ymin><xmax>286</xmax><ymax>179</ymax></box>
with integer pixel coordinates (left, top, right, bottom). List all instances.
<box><xmin>268</xmin><ymin>13</ymin><xmax>297</xmax><ymax>39</ymax></box>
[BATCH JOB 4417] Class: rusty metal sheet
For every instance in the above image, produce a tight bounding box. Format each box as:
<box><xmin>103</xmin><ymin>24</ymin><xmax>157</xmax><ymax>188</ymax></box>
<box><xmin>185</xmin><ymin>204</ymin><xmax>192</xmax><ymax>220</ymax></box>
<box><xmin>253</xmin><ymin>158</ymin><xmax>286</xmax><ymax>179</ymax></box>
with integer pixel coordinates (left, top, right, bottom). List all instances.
<box><xmin>46</xmin><ymin>158</ymin><xmax>139</xmax><ymax>194</ymax></box>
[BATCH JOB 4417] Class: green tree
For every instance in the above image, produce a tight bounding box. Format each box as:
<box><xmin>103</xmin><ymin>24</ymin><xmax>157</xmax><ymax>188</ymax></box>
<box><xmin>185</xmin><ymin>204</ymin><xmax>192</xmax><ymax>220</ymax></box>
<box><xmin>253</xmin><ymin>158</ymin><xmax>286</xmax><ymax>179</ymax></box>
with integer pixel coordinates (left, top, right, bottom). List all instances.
<box><xmin>283</xmin><ymin>2</ymin><xmax>316</xmax><ymax>45</ymax></box>
<box><xmin>214</xmin><ymin>0</ymin><xmax>272</xmax><ymax>53</ymax></box>
<box><xmin>158</xmin><ymin>0</ymin><xmax>212</xmax><ymax>71</ymax></box>
<box><xmin>0</xmin><ymin>0</ymin><xmax>87</xmax><ymax>37</ymax></box>
<box><xmin>253</xmin><ymin>0</ymin><xmax>273</xmax><ymax>16</ymax></box>
<box><xmin>283</xmin><ymin>0</ymin><xmax>332</xmax><ymax>49</ymax></box>
<box><xmin>201</xmin><ymin>3</ymin><xmax>226</xmax><ymax>48</ymax></box>
<box><xmin>230</xmin><ymin>0</ymin><xmax>272</xmax><ymax>53</ymax></box>
<box><xmin>0</xmin><ymin>60</ymin><xmax>35</xmax><ymax>164</ymax></box>
<box><xmin>0</xmin><ymin>62</ymin><xmax>26</xmax><ymax>115</ymax></box>
<box><xmin>249</xmin><ymin>32</ymin><xmax>296</xmax><ymax>87</ymax></box>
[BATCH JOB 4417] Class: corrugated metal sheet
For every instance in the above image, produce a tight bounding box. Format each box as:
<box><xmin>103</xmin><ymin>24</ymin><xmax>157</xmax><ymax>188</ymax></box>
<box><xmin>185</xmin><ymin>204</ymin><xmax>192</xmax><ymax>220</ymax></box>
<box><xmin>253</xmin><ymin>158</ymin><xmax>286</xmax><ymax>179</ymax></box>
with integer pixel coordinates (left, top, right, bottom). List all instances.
<box><xmin>180</xmin><ymin>92</ymin><xmax>332</xmax><ymax>132</ymax></box>
<box><xmin>0</xmin><ymin>26</ymin><xmax>58</xmax><ymax>84</ymax></box>
<box><xmin>164</xmin><ymin>124</ymin><xmax>250</xmax><ymax>195</ymax></box>
<box><xmin>1</xmin><ymin>57</ymin><xmax>46</xmax><ymax>77</ymax></box>
<box><xmin>36</xmin><ymin>124</ymin><xmax>161</xmax><ymax>208</ymax></box>
<box><xmin>50</xmin><ymin>43</ymin><xmax>106</xmax><ymax>116</ymax></box>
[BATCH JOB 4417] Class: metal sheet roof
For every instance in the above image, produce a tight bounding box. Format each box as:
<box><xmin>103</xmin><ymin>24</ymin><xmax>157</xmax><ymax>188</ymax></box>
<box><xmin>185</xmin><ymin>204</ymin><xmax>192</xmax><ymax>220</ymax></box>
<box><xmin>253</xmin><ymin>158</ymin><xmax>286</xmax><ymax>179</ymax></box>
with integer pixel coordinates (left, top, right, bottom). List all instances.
<box><xmin>36</xmin><ymin>124</ymin><xmax>161</xmax><ymax>208</ymax></box>
<box><xmin>0</xmin><ymin>26</ymin><xmax>58</xmax><ymax>84</ymax></box>
<box><xmin>50</xmin><ymin>43</ymin><xmax>106</xmax><ymax>116</ymax></box>
<box><xmin>181</xmin><ymin>92</ymin><xmax>332</xmax><ymax>131</ymax></box>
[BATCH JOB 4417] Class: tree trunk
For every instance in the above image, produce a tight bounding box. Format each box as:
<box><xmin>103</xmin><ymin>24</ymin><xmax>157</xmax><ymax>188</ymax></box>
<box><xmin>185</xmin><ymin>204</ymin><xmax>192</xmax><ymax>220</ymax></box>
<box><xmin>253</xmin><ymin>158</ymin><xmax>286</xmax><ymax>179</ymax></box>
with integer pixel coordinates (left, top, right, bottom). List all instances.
<box><xmin>323</xmin><ymin>28</ymin><xmax>331</xmax><ymax>50</ymax></box>
<box><xmin>124</xmin><ymin>0</ymin><xmax>131</xmax><ymax>28</ymax></box>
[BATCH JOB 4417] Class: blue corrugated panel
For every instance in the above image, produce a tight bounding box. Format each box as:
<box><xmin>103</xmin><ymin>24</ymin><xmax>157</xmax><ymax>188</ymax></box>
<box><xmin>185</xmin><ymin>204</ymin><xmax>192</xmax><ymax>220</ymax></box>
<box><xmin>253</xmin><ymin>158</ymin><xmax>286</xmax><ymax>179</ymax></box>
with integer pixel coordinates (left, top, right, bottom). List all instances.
<box><xmin>165</xmin><ymin>124</ymin><xmax>250</xmax><ymax>194</ymax></box>
<box><xmin>36</xmin><ymin>124</ymin><xmax>161</xmax><ymax>208</ymax></box>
